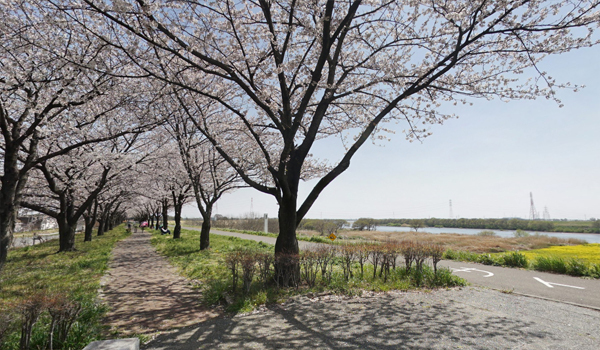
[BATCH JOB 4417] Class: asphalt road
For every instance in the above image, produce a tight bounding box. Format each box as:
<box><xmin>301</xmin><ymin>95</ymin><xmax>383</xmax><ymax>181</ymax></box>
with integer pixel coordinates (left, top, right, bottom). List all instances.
<box><xmin>439</xmin><ymin>260</ymin><xmax>600</xmax><ymax>310</ymax></box>
<box><xmin>186</xmin><ymin>227</ymin><xmax>600</xmax><ymax>310</ymax></box>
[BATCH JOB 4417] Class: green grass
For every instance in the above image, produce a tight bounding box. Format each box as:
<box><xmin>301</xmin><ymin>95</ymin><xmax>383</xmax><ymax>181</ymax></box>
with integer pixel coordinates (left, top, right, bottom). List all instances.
<box><xmin>0</xmin><ymin>226</ymin><xmax>131</xmax><ymax>349</ymax></box>
<box><xmin>152</xmin><ymin>229</ymin><xmax>466</xmax><ymax>313</ymax></box>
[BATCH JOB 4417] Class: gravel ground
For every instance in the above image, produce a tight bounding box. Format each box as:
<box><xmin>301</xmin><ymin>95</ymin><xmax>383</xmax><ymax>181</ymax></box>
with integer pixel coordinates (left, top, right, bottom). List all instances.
<box><xmin>143</xmin><ymin>287</ymin><xmax>599</xmax><ymax>350</ymax></box>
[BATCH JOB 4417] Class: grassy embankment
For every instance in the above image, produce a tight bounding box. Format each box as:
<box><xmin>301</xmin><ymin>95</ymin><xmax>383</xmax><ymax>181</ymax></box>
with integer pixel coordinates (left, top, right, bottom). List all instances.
<box><xmin>151</xmin><ymin>228</ymin><xmax>466</xmax><ymax>313</ymax></box>
<box><xmin>0</xmin><ymin>226</ymin><xmax>130</xmax><ymax>350</ymax></box>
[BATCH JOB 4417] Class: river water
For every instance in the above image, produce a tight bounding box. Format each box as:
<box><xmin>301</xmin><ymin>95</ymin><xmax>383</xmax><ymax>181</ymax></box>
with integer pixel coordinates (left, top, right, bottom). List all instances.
<box><xmin>370</xmin><ymin>225</ymin><xmax>600</xmax><ymax>244</ymax></box>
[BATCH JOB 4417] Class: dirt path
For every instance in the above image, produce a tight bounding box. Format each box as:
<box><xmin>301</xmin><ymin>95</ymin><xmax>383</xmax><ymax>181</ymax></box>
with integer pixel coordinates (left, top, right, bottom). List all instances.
<box><xmin>100</xmin><ymin>231</ymin><xmax>220</xmax><ymax>335</ymax></box>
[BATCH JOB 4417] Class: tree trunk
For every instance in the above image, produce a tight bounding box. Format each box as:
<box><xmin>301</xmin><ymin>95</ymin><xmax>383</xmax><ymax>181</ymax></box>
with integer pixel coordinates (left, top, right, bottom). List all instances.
<box><xmin>0</xmin><ymin>206</ymin><xmax>15</xmax><ymax>271</ymax></box>
<box><xmin>200</xmin><ymin>208</ymin><xmax>212</xmax><ymax>250</ymax></box>
<box><xmin>107</xmin><ymin>213</ymin><xmax>114</xmax><ymax>231</ymax></box>
<box><xmin>97</xmin><ymin>214</ymin><xmax>105</xmax><ymax>236</ymax></box>
<box><xmin>173</xmin><ymin>199</ymin><xmax>182</xmax><ymax>239</ymax></box>
<box><xmin>102</xmin><ymin>214</ymin><xmax>110</xmax><ymax>233</ymax></box>
<box><xmin>0</xmin><ymin>150</ymin><xmax>20</xmax><ymax>271</ymax></box>
<box><xmin>83</xmin><ymin>203</ymin><xmax>98</xmax><ymax>242</ymax></box>
<box><xmin>57</xmin><ymin>217</ymin><xmax>77</xmax><ymax>252</ymax></box>
<box><xmin>275</xmin><ymin>198</ymin><xmax>299</xmax><ymax>255</ymax></box>
<box><xmin>84</xmin><ymin>216</ymin><xmax>94</xmax><ymax>242</ymax></box>
<box><xmin>162</xmin><ymin>199</ymin><xmax>169</xmax><ymax>229</ymax></box>
<box><xmin>274</xmin><ymin>195</ymin><xmax>300</xmax><ymax>286</ymax></box>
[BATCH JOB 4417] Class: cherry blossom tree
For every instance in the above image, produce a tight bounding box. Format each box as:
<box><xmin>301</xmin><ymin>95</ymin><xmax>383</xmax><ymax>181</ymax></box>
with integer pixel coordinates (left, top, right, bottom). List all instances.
<box><xmin>0</xmin><ymin>0</ymin><xmax>159</xmax><ymax>269</ymax></box>
<box><xmin>20</xmin><ymin>147</ymin><xmax>112</xmax><ymax>251</ymax></box>
<box><xmin>63</xmin><ymin>0</ymin><xmax>600</xmax><ymax>274</ymax></box>
<box><xmin>19</xmin><ymin>125</ymin><xmax>157</xmax><ymax>250</ymax></box>
<box><xmin>163</xmin><ymin>101</ymin><xmax>242</xmax><ymax>248</ymax></box>
<box><xmin>160</xmin><ymin>144</ymin><xmax>193</xmax><ymax>239</ymax></box>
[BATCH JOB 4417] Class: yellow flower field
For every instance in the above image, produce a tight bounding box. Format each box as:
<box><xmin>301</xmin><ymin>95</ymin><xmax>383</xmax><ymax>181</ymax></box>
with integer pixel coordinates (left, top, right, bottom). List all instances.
<box><xmin>521</xmin><ymin>244</ymin><xmax>600</xmax><ymax>264</ymax></box>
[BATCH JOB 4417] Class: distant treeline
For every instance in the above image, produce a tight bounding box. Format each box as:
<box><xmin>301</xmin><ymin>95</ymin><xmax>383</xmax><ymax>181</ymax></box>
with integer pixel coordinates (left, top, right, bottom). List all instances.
<box><xmin>378</xmin><ymin>218</ymin><xmax>600</xmax><ymax>234</ymax></box>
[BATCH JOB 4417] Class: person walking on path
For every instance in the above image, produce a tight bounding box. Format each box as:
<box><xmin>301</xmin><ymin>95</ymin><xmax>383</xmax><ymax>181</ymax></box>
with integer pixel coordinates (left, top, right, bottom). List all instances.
<box><xmin>100</xmin><ymin>230</ymin><xmax>220</xmax><ymax>335</ymax></box>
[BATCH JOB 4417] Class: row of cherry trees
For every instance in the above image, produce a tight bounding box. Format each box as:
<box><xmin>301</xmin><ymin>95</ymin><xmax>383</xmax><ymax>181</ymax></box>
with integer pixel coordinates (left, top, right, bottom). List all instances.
<box><xmin>3</xmin><ymin>0</ymin><xmax>600</xmax><ymax>277</ymax></box>
<box><xmin>0</xmin><ymin>1</ymin><xmax>243</xmax><ymax>272</ymax></box>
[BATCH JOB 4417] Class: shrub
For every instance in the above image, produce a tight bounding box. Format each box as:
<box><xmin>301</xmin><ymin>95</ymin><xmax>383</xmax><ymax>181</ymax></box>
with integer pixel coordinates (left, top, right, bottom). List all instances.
<box><xmin>368</xmin><ymin>245</ymin><xmax>384</xmax><ymax>278</ymax></box>
<box><xmin>300</xmin><ymin>250</ymin><xmax>319</xmax><ymax>287</ymax></box>
<box><xmin>413</xmin><ymin>242</ymin><xmax>429</xmax><ymax>273</ymax></box>
<box><xmin>313</xmin><ymin>245</ymin><xmax>336</xmax><ymax>283</ymax></box>
<box><xmin>399</xmin><ymin>241</ymin><xmax>416</xmax><ymax>271</ymax></box>
<box><xmin>239</xmin><ymin>251</ymin><xmax>258</xmax><ymax>295</ymax></box>
<box><xmin>340</xmin><ymin>245</ymin><xmax>357</xmax><ymax>281</ymax></box>
<box><xmin>502</xmin><ymin>252</ymin><xmax>528</xmax><ymax>268</ymax></box>
<box><xmin>533</xmin><ymin>256</ymin><xmax>567</xmax><ymax>274</ymax></box>
<box><xmin>514</xmin><ymin>229</ymin><xmax>530</xmax><ymax>238</ymax></box>
<box><xmin>0</xmin><ymin>305</ymin><xmax>16</xmax><ymax>348</ymax></box>
<box><xmin>443</xmin><ymin>249</ymin><xmax>479</xmax><ymax>262</ymax></box>
<box><xmin>256</xmin><ymin>252</ymin><xmax>273</xmax><ymax>287</ymax></box>
<box><xmin>427</xmin><ymin>267</ymin><xmax>467</xmax><ymax>288</ymax></box>
<box><xmin>477</xmin><ymin>230</ymin><xmax>497</xmax><ymax>237</ymax></box>
<box><xmin>354</xmin><ymin>243</ymin><xmax>369</xmax><ymax>277</ymax></box>
<box><xmin>224</xmin><ymin>250</ymin><xmax>242</xmax><ymax>293</ymax></box>
<box><xmin>309</xmin><ymin>235</ymin><xmax>330</xmax><ymax>243</ymax></box>
<box><xmin>477</xmin><ymin>254</ymin><xmax>501</xmax><ymax>266</ymax></box>
<box><xmin>589</xmin><ymin>264</ymin><xmax>600</xmax><ymax>278</ymax></box>
<box><xmin>427</xmin><ymin>244</ymin><xmax>445</xmax><ymax>273</ymax></box>
<box><xmin>566</xmin><ymin>259</ymin><xmax>588</xmax><ymax>277</ymax></box>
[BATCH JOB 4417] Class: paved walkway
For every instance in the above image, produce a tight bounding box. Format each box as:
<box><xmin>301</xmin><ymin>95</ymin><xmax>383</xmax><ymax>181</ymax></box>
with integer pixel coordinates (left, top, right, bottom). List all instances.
<box><xmin>144</xmin><ymin>287</ymin><xmax>600</xmax><ymax>349</ymax></box>
<box><xmin>100</xmin><ymin>231</ymin><xmax>220</xmax><ymax>335</ymax></box>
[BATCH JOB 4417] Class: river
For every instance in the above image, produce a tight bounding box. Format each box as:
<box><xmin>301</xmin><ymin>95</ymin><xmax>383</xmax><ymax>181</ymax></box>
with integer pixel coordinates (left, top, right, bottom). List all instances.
<box><xmin>370</xmin><ymin>225</ymin><xmax>600</xmax><ymax>244</ymax></box>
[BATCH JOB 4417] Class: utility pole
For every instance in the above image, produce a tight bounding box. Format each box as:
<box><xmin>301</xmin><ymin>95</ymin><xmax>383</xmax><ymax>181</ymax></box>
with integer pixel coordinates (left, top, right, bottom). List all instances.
<box><xmin>449</xmin><ymin>200</ymin><xmax>453</xmax><ymax>219</ymax></box>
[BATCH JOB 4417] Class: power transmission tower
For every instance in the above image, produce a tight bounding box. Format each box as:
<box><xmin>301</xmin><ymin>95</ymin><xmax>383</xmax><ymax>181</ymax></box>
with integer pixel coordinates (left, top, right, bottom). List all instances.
<box><xmin>529</xmin><ymin>192</ymin><xmax>538</xmax><ymax>220</ymax></box>
<box><xmin>543</xmin><ymin>206</ymin><xmax>550</xmax><ymax>220</ymax></box>
<box><xmin>449</xmin><ymin>200</ymin><xmax>453</xmax><ymax>219</ymax></box>
<box><xmin>250</xmin><ymin>198</ymin><xmax>254</xmax><ymax>218</ymax></box>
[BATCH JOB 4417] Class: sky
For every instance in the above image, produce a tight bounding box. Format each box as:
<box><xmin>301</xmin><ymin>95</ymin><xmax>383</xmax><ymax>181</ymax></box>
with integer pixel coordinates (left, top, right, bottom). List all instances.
<box><xmin>182</xmin><ymin>45</ymin><xmax>600</xmax><ymax>221</ymax></box>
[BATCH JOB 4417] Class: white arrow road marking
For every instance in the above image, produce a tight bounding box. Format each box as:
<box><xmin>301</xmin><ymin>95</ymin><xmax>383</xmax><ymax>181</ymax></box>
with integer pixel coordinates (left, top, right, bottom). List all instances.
<box><xmin>533</xmin><ymin>277</ymin><xmax>584</xmax><ymax>289</ymax></box>
<box><xmin>451</xmin><ymin>267</ymin><xmax>494</xmax><ymax>277</ymax></box>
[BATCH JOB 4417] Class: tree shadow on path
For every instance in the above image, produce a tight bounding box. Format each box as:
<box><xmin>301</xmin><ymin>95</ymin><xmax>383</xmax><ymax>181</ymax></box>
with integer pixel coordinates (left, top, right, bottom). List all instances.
<box><xmin>143</xmin><ymin>289</ymin><xmax>564</xmax><ymax>350</ymax></box>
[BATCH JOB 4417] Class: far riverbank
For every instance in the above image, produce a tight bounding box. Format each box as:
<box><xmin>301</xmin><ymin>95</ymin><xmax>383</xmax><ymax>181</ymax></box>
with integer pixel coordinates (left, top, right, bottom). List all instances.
<box><xmin>372</xmin><ymin>225</ymin><xmax>600</xmax><ymax>244</ymax></box>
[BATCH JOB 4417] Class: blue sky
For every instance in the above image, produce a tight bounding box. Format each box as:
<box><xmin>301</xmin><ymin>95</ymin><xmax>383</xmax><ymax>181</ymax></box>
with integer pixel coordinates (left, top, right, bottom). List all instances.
<box><xmin>182</xmin><ymin>45</ymin><xmax>600</xmax><ymax>221</ymax></box>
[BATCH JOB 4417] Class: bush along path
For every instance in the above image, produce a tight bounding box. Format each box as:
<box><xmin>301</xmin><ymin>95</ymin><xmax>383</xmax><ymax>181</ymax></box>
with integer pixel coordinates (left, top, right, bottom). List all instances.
<box><xmin>0</xmin><ymin>226</ymin><xmax>130</xmax><ymax>350</ymax></box>
<box><xmin>152</xmin><ymin>228</ymin><xmax>467</xmax><ymax>314</ymax></box>
<box><xmin>99</xmin><ymin>230</ymin><xmax>220</xmax><ymax>335</ymax></box>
